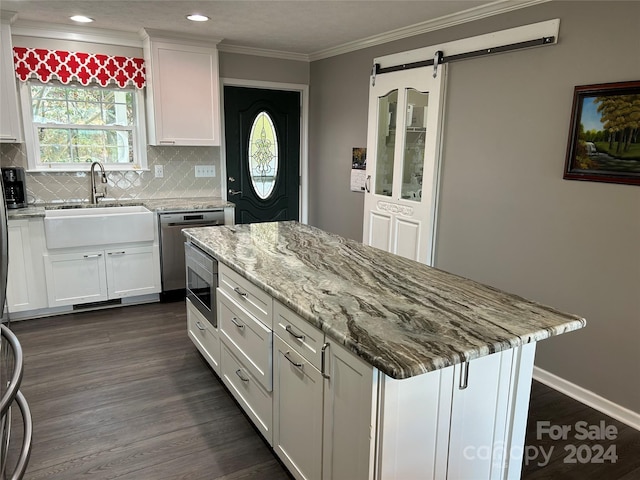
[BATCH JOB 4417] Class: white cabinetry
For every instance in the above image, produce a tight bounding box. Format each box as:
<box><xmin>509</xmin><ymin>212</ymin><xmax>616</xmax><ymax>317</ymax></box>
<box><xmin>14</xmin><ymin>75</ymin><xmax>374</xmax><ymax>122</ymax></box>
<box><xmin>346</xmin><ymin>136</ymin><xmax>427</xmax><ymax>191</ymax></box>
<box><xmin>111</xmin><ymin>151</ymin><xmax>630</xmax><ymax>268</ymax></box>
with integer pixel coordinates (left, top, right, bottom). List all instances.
<box><xmin>43</xmin><ymin>244</ymin><xmax>160</xmax><ymax>307</ymax></box>
<box><xmin>187</xmin><ymin>297</ymin><xmax>220</xmax><ymax>374</ymax></box>
<box><xmin>273</xmin><ymin>301</ymin><xmax>375</xmax><ymax>480</ymax></box>
<box><xmin>143</xmin><ymin>30</ymin><xmax>221</xmax><ymax>146</ymax></box>
<box><xmin>0</xmin><ymin>15</ymin><xmax>22</xmax><ymax>143</ymax></box>
<box><xmin>6</xmin><ymin>218</ymin><xmax>48</xmax><ymax>313</ymax></box>
<box><xmin>190</xmin><ymin>258</ymin><xmax>535</xmax><ymax>480</ymax></box>
<box><xmin>322</xmin><ymin>339</ymin><xmax>375</xmax><ymax>480</ymax></box>
<box><xmin>105</xmin><ymin>246</ymin><xmax>160</xmax><ymax>298</ymax></box>
<box><xmin>217</xmin><ymin>263</ymin><xmax>274</xmax><ymax>443</ymax></box>
<box><xmin>43</xmin><ymin>250</ymin><xmax>107</xmax><ymax>307</ymax></box>
<box><xmin>376</xmin><ymin>344</ymin><xmax>536</xmax><ymax>480</ymax></box>
<box><xmin>273</xmin><ymin>334</ymin><xmax>324</xmax><ymax>480</ymax></box>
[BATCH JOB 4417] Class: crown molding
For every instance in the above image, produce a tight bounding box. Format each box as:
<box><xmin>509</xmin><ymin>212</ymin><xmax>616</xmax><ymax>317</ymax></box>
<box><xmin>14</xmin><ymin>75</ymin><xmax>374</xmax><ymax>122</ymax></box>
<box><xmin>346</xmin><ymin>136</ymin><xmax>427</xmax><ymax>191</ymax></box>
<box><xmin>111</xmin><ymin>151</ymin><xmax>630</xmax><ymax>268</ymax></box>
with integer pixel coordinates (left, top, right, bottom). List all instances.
<box><xmin>309</xmin><ymin>0</ymin><xmax>553</xmax><ymax>61</ymax></box>
<box><xmin>217</xmin><ymin>43</ymin><xmax>310</xmax><ymax>62</ymax></box>
<box><xmin>140</xmin><ymin>28</ymin><xmax>221</xmax><ymax>46</ymax></box>
<box><xmin>0</xmin><ymin>10</ymin><xmax>18</xmax><ymax>24</ymax></box>
<box><xmin>11</xmin><ymin>20</ymin><xmax>142</xmax><ymax>47</ymax></box>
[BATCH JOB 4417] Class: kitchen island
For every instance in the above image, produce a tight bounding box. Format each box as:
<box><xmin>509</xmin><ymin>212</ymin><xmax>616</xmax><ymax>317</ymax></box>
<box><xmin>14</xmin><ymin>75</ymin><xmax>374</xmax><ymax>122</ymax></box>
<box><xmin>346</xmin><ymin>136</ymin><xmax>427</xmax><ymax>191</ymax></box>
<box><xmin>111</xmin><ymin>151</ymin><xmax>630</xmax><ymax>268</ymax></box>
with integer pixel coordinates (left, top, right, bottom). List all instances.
<box><xmin>183</xmin><ymin>221</ymin><xmax>585</xmax><ymax>480</ymax></box>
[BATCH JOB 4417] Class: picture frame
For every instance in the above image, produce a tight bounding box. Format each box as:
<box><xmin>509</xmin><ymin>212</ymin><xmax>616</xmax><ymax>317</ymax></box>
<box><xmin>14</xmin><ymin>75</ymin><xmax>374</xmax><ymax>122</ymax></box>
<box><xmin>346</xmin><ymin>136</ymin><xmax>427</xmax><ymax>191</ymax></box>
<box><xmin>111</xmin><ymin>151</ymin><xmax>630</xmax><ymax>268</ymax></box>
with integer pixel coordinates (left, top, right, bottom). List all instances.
<box><xmin>563</xmin><ymin>80</ymin><xmax>640</xmax><ymax>186</ymax></box>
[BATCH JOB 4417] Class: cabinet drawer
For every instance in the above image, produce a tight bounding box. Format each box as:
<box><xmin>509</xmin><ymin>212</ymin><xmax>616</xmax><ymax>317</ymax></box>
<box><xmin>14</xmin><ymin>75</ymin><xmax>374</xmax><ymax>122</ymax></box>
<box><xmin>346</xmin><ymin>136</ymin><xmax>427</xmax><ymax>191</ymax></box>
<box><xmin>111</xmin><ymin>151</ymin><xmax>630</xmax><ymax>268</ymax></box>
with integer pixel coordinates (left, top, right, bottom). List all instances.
<box><xmin>219</xmin><ymin>263</ymin><xmax>272</xmax><ymax>327</ymax></box>
<box><xmin>274</xmin><ymin>301</ymin><xmax>324</xmax><ymax>370</ymax></box>
<box><xmin>187</xmin><ymin>298</ymin><xmax>220</xmax><ymax>375</ymax></box>
<box><xmin>219</xmin><ymin>289</ymin><xmax>273</xmax><ymax>391</ymax></box>
<box><xmin>221</xmin><ymin>342</ymin><xmax>273</xmax><ymax>445</ymax></box>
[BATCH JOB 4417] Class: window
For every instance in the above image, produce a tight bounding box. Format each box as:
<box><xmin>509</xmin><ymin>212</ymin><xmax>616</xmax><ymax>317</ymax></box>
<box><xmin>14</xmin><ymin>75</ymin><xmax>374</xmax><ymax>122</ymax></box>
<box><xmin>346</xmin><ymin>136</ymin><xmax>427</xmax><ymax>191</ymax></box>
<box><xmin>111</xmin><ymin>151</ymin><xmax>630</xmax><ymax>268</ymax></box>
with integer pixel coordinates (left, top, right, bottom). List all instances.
<box><xmin>248</xmin><ymin>111</ymin><xmax>278</xmax><ymax>199</ymax></box>
<box><xmin>22</xmin><ymin>81</ymin><xmax>147</xmax><ymax>171</ymax></box>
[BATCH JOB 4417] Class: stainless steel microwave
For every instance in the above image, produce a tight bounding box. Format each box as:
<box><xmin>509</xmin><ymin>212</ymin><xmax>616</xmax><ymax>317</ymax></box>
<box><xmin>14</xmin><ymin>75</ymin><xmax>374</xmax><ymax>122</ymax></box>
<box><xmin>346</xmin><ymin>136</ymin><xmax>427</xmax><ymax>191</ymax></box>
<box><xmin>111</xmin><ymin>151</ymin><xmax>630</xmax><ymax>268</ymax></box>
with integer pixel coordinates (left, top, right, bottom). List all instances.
<box><xmin>185</xmin><ymin>242</ymin><xmax>218</xmax><ymax>328</ymax></box>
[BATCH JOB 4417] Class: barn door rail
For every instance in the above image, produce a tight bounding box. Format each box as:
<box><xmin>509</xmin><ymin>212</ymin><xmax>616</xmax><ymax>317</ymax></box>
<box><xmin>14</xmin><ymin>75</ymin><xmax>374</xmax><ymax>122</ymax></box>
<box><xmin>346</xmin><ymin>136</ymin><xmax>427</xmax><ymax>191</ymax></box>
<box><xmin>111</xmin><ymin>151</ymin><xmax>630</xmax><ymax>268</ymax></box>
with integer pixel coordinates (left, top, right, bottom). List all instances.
<box><xmin>373</xmin><ymin>36</ymin><xmax>554</xmax><ymax>78</ymax></box>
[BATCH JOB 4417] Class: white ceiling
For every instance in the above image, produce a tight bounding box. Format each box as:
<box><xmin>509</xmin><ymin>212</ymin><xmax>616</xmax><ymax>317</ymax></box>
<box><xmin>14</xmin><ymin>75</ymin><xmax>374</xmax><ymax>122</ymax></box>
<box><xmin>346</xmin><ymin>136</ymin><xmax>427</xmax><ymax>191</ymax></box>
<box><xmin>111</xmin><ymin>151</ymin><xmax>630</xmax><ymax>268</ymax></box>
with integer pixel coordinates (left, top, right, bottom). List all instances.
<box><xmin>2</xmin><ymin>1</ymin><xmax>543</xmax><ymax>59</ymax></box>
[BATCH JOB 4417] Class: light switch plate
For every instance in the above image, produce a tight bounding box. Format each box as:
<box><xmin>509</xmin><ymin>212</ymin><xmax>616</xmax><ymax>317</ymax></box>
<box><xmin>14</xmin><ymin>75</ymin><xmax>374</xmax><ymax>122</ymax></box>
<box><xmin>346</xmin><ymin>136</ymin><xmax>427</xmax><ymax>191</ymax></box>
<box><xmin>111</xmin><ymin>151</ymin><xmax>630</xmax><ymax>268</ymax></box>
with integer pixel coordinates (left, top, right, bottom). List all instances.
<box><xmin>195</xmin><ymin>165</ymin><xmax>216</xmax><ymax>177</ymax></box>
<box><xmin>155</xmin><ymin>165</ymin><xmax>164</xmax><ymax>178</ymax></box>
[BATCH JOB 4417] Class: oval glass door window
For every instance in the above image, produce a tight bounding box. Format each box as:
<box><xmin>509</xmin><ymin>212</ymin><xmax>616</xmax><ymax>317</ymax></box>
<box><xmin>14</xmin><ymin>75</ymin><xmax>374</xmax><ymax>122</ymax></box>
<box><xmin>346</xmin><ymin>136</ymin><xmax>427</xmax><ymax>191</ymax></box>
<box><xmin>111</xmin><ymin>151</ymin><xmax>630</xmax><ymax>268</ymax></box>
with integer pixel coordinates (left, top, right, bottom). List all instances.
<box><xmin>248</xmin><ymin>111</ymin><xmax>279</xmax><ymax>199</ymax></box>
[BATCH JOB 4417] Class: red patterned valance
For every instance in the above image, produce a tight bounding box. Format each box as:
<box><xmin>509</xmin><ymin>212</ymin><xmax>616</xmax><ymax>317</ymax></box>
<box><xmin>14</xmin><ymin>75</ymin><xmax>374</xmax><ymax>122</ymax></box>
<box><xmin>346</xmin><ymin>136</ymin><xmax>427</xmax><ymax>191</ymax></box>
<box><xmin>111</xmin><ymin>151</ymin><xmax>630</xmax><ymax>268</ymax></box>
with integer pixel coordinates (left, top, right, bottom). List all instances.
<box><xmin>13</xmin><ymin>47</ymin><xmax>146</xmax><ymax>89</ymax></box>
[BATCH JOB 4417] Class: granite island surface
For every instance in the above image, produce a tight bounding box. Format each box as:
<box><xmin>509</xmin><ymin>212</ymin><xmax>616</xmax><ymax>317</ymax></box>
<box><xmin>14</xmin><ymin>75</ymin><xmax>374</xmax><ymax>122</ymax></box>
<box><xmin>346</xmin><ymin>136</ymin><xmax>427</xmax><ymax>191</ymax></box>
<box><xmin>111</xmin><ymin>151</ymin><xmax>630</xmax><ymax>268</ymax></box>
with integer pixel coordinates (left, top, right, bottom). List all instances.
<box><xmin>183</xmin><ymin>220</ymin><xmax>585</xmax><ymax>379</ymax></box>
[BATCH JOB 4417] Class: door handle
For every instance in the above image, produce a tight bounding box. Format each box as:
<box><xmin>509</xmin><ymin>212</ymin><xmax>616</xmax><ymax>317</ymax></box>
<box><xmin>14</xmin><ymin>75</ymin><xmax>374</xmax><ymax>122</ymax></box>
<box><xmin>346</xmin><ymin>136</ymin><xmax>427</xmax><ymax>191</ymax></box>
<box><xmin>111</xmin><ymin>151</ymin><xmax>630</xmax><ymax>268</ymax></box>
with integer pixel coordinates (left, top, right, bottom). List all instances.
<box><xmin>365</xmin><ymin>175</ymin><xmax>371</xmax><ymax>193</ymax></box>
<box><xmin>228</xmin><ymin>189</ymin><xmax>242</xmax><ymax>196</ymax></box>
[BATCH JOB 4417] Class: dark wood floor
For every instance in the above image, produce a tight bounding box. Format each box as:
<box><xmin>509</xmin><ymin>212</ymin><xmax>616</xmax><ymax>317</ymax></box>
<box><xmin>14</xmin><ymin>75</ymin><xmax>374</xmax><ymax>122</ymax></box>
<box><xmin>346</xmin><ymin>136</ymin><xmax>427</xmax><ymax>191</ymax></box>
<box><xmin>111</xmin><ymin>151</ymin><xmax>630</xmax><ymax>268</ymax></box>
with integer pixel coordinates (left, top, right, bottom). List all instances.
<box><xmin>5</xmin><ymin>301</ymin><xmax>640</xmax><ymax>479</ymax></box>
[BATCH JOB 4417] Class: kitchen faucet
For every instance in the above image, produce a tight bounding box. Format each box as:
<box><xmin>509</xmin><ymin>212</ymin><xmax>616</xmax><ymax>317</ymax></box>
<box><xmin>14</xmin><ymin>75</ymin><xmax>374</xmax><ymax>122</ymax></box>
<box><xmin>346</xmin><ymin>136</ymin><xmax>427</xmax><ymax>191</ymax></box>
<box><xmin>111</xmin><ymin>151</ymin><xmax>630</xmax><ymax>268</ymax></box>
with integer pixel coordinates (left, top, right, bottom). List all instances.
<box><xmin>90</xmin><ymin>161</ymin><xmax>107</xmax><ymax>204</ymax></box>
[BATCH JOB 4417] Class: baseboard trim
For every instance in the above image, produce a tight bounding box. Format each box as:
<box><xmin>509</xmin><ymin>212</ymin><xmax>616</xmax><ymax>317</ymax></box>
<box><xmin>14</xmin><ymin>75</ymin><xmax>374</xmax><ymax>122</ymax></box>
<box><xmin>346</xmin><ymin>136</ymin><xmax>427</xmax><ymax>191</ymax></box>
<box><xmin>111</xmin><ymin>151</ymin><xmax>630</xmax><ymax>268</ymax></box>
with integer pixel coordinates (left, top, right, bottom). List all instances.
<box><xmin>533</xmin><ymin>366</ymin><xmax>640</xmax><ymax>431</ymax></box>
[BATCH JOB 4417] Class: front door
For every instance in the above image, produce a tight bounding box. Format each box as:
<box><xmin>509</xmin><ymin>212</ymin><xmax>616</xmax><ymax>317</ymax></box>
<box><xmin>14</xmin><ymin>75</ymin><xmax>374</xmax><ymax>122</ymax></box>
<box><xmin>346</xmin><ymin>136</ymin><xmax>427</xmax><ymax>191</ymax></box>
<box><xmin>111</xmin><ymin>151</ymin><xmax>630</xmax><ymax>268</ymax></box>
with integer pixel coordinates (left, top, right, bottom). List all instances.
<box><xmin>224</xmin><ymin>86</ymin><xmax>300</xmax><ymax>224</ymax></box>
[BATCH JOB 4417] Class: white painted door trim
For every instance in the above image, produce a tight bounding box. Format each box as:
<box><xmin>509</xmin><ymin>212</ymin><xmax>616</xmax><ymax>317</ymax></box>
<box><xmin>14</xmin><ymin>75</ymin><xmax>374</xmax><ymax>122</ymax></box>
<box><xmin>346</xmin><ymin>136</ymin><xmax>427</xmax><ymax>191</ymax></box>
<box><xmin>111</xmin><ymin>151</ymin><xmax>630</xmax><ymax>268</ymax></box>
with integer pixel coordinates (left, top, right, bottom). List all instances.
<box><xmin>220</xmin><ymin>77</ymin><xmax>310</xmax><ymax>224</ymax></box>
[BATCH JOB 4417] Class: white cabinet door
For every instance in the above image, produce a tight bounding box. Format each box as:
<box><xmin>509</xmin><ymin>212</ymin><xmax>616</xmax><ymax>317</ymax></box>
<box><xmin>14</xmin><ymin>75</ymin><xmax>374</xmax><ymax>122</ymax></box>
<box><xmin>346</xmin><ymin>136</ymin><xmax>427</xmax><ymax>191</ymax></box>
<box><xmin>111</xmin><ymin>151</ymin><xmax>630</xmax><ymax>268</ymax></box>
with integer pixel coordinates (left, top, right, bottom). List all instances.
<box><xmin>220</xmin><ymin>342</ymin><xmax>273</xmax><ymax>444</ymax></box>
<box><xmin>187</xmin><ymin>297</ymin><xmax>221</xmax><ymax>375</ymax></box>
<box><xmin>6</xmin><ymin>219</ymin><xmax>47</xmax><ymax>312</ymax></box>
<box><xmin>447</xmin><ymin>344</ymin><xmax>536</xmax><ymax>480</ymax></box>
<box><xmin>144</xmin><ymin>35</ymin><xmax>220</xmax><ymax>146</ymax></box>
<box><xmin>363</xmin><ymin>62</ymin><xmax>446</xmax><ymax>265</ymax></box>
<box><xmin>44</xmin><ymin>251</ymin><xmax>108</xmax><ymax>307</ymax></box>
<box><xmin>323</xmin><ymin>341</ymin><xmax>376</xmax><ymax>480</ymax></box>
<box><xmin>273</xmin><ymin>335</ymin><xmax>323</xmax><ymax>480</ymax></box>
<box><xmin>0</xmin><ymin>20</ymin><xmax>22</xmax><ymax>143</ymax></box>
<box><xmin>104</xmin><ymin>245</ymin><xmax>160</xmax><ymax>298</ymax></box>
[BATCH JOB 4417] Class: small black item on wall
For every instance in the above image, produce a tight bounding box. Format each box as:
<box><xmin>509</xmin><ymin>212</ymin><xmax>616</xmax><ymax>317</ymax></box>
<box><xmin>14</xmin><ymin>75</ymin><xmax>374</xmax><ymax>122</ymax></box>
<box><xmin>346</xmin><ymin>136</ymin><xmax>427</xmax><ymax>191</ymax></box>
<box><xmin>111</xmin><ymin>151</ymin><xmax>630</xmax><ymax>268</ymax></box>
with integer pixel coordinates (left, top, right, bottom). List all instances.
<box><xmin>563</xmin><ymin>80</ymin><xmax>640</xmax><ymax>186</ymax></box>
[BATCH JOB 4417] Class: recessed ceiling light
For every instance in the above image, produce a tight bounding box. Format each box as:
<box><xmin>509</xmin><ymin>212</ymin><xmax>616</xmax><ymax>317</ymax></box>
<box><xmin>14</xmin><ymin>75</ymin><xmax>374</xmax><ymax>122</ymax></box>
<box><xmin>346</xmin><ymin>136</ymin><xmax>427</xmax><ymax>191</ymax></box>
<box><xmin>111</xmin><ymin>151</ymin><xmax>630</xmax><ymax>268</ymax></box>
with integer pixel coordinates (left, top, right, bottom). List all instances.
<box><xmin>70</xmin><ymin>15</ymin><xmax>94</xmax><ymax>23</ymax></box>
<box><xmin>186</xmin><ymin>14</ymin><xmax>209</xmax><ymax>22</ymax></box>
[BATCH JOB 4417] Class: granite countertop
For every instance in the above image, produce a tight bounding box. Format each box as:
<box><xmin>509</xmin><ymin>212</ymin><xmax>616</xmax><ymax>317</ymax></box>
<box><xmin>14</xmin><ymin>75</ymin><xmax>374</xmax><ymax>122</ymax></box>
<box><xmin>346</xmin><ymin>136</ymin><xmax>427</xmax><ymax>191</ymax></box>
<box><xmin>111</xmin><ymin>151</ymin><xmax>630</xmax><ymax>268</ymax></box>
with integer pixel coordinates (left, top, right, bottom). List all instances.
<box><xmin>183</xmin><ymin>221</ymin><xmax>586</xmax><ymax>380</ymax></box>
<box><xmin>7</xmin><ymin>197</ymin><xmax>234</xmax><ymax>219</ymax></box>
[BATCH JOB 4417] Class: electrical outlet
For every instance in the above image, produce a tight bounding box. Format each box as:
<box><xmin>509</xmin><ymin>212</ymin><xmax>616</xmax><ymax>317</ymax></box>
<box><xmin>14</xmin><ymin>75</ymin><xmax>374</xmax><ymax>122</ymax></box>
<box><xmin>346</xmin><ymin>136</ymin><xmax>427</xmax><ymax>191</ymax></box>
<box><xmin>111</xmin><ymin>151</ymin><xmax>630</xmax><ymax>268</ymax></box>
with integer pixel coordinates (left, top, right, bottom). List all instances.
<box><xmin>195</xmin><ymin>165</ymin><xmax>216</xmax><ymax>177</ymax></box>
<box><xmin>154</xmin><ymin>165</ymin><xmax>164</xmax><ymax>178</ymax></box>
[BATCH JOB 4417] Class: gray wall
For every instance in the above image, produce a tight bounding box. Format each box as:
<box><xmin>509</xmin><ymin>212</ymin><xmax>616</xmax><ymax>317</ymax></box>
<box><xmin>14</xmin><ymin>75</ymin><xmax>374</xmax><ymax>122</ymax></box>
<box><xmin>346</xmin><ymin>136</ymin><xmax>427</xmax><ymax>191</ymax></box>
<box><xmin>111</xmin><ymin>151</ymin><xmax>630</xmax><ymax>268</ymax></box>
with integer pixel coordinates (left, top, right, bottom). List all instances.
<box><xmin>219</xmin><ymin>51</ymin><xmax>309</xmax><ymax>84</ymax></box>
<box><xmin>309</xmin><ymin>1</ymin><xmax>640</xmax><ymax>412</ymax></box>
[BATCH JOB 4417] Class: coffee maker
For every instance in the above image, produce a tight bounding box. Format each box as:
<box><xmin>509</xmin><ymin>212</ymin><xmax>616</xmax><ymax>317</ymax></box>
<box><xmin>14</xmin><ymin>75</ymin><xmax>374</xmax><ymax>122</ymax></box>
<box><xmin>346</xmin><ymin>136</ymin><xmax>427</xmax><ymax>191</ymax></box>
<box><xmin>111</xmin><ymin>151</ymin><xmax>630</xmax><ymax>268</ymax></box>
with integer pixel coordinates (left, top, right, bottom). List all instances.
<box><xmin>1</xmin><ymin>166</ymin><xmax>27</xmax><ymax>209</ymax></box>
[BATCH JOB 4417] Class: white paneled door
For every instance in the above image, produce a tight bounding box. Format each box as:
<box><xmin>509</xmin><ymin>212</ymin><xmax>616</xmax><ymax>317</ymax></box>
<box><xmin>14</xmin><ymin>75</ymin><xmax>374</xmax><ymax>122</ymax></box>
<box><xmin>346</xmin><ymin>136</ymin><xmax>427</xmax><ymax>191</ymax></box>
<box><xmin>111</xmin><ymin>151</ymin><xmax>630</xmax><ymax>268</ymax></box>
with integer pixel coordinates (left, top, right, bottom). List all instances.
<box><xmin>363</xmin><ymin>62</ymin><xmax>446</xmax><ymax>265</ymax></box>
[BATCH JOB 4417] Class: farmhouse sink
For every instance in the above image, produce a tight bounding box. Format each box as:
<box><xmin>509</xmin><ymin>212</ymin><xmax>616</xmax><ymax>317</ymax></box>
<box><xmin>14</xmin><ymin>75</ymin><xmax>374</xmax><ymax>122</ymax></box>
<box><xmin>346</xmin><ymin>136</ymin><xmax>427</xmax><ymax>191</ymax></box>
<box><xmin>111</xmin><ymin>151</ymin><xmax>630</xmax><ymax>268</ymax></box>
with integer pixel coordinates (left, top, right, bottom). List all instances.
<box><xmin>44</xmin><ymin>205</ymin><xmax>154</xmax><ymax>249</ymax></box>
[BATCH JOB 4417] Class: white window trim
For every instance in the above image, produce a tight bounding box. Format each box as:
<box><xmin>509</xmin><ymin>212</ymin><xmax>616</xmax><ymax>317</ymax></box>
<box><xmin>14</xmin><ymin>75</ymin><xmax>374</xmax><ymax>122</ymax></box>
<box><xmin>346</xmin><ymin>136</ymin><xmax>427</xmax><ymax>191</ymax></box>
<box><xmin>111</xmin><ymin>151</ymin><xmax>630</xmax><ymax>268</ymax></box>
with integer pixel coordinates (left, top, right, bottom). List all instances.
<box><xmin>19</xmin><ymin>80</ymin><xmax>148</xmax><ymax>172</ymax></box>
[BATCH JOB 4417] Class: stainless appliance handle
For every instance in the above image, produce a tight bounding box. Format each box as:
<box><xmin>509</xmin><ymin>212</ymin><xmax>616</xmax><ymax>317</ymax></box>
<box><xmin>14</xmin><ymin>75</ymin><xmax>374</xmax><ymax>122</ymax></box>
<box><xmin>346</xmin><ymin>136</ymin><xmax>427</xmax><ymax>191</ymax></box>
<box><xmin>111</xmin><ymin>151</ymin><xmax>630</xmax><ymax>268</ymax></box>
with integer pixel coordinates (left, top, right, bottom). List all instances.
<box><xmin>0</xmin><ymin>181</ymin><xmax>8</xmax><ymax>318</ymax></box>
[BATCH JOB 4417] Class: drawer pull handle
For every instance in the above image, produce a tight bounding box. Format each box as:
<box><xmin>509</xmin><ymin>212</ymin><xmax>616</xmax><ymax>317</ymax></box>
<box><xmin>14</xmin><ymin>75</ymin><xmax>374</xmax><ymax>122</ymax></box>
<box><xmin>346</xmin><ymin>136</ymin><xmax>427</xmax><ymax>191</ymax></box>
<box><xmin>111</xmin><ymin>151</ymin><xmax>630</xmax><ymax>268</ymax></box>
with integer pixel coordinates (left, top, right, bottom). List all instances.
<box><xmin>231</xmin><ymin>317</ymin><xmax>244</xmax><ymax>329</ymax></box>
<box><xmin>459</xmin><ymin>361</ymin><xmax>470</xmax><ymax>390</ymax></box>
<box><xmin>285</xmin><ymin>324</ymin><xmax>305</xmax><ymax>341</ymax></box>
<box><xmin>235</xmin><ymin>369</ymin><xmax>250</xmax><ymax>382</ymax></box>
<box><xmin>195</xmin><ymin>321</ymin><xmax>206</xmax><ymax>331</ymax></box>
<box><xmin>233</xmin><ymin>287</ymin><xmax>248</xmax><ymax>298</ymax></box>
<box><xmin>284</xmin><ymin>351</ymin><xmax>304</xmax><ymax>369</ymax></box>
<box><xmin>321</xmin><ymin>343</ymin><xmax>330</xmax><ymax>380</ymax></box>
<box><xmin>83</xmin><ymin>254</ymin><xmax>102</xmax><ymax>258</ymax></box>
<box><xmin>107</xmin><ymin>251</ymin><xmax>126</xmax><ymax>256</ymax></box>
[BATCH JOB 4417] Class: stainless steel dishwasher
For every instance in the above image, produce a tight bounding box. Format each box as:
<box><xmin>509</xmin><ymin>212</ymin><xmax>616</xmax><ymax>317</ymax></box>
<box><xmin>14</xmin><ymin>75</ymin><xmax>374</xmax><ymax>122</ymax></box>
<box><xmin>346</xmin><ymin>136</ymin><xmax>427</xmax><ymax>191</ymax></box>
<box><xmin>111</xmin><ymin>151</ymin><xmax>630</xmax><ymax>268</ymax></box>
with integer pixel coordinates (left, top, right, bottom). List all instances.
<box><xmin>158</xmin><ymin>210</ymin><xmax>225</xmax><ymax>299</ymax></box>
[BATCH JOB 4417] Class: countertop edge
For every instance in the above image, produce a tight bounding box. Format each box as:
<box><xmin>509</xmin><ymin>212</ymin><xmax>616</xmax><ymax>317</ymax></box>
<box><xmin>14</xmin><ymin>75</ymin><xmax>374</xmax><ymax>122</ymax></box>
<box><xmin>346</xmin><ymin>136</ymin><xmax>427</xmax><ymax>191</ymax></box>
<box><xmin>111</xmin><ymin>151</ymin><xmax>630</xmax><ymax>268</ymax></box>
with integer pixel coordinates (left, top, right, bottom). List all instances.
<box><xmin>184</xmin><ymin>232</ymin><xmax>587</xmax><ymax>379</ymax></box>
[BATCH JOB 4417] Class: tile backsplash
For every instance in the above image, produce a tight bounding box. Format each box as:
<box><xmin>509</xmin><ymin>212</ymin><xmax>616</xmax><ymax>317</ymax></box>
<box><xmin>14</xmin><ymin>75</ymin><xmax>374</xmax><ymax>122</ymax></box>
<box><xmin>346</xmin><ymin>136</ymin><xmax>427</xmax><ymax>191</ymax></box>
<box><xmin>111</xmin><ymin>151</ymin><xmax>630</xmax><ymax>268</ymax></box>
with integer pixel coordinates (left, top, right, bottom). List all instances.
<box><xmin>0</xmin><ymin>143</ymin><xmax>222</xmax><ymax>204</ymax></box>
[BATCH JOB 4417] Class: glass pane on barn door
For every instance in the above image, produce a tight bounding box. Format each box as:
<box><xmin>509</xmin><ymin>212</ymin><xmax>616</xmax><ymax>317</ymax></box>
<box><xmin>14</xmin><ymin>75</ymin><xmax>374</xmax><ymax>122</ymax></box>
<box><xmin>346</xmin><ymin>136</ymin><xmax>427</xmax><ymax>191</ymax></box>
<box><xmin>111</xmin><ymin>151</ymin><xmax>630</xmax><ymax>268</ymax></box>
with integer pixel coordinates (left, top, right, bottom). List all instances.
<box><xmin>400</xmin><ymin>88</ymin><xmax>429</xmax><ymax>201</ymax></box>
<box><xmin>375</xmin><ymin>90</ymin><xmax>398</xmax><ymax>197</ymax></box>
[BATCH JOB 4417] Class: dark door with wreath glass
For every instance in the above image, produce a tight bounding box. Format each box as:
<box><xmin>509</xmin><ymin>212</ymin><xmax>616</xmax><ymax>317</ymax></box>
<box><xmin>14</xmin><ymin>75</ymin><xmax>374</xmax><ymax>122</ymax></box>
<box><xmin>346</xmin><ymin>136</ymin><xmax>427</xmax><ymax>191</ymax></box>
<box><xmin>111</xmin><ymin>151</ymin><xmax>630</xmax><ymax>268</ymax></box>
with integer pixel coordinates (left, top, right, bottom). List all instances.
<box><xmin>224</xmin><ymin>86</ymin><xmax>300</xmax><ymax>224</ymax></box>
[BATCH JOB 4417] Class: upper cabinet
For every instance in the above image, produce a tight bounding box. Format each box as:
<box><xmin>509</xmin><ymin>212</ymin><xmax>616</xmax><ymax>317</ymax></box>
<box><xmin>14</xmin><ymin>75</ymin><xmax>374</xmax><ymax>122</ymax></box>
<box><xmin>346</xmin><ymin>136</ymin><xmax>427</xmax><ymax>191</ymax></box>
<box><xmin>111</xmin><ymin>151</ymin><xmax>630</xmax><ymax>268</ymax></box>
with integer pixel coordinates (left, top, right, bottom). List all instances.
<box><xmin>0</xmin><ymin>14</ymin><xmax>23</xmax><ymax>143</ymax></box>
<box><xmin>142</xmin><ymin>30</ymin><xmax>221</xmax><ymax>146</ymax></box>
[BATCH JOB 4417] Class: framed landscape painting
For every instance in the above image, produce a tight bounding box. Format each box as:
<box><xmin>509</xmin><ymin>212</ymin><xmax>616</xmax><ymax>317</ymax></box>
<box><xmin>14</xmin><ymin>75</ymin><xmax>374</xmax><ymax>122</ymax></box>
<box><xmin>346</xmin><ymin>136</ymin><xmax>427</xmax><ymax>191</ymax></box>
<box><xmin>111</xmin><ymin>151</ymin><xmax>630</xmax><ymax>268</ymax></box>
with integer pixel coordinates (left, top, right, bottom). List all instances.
<box><xmin>563</xmin><ymin>80</ymin><xmax>640</xmax><ymax>186</ymax></box>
